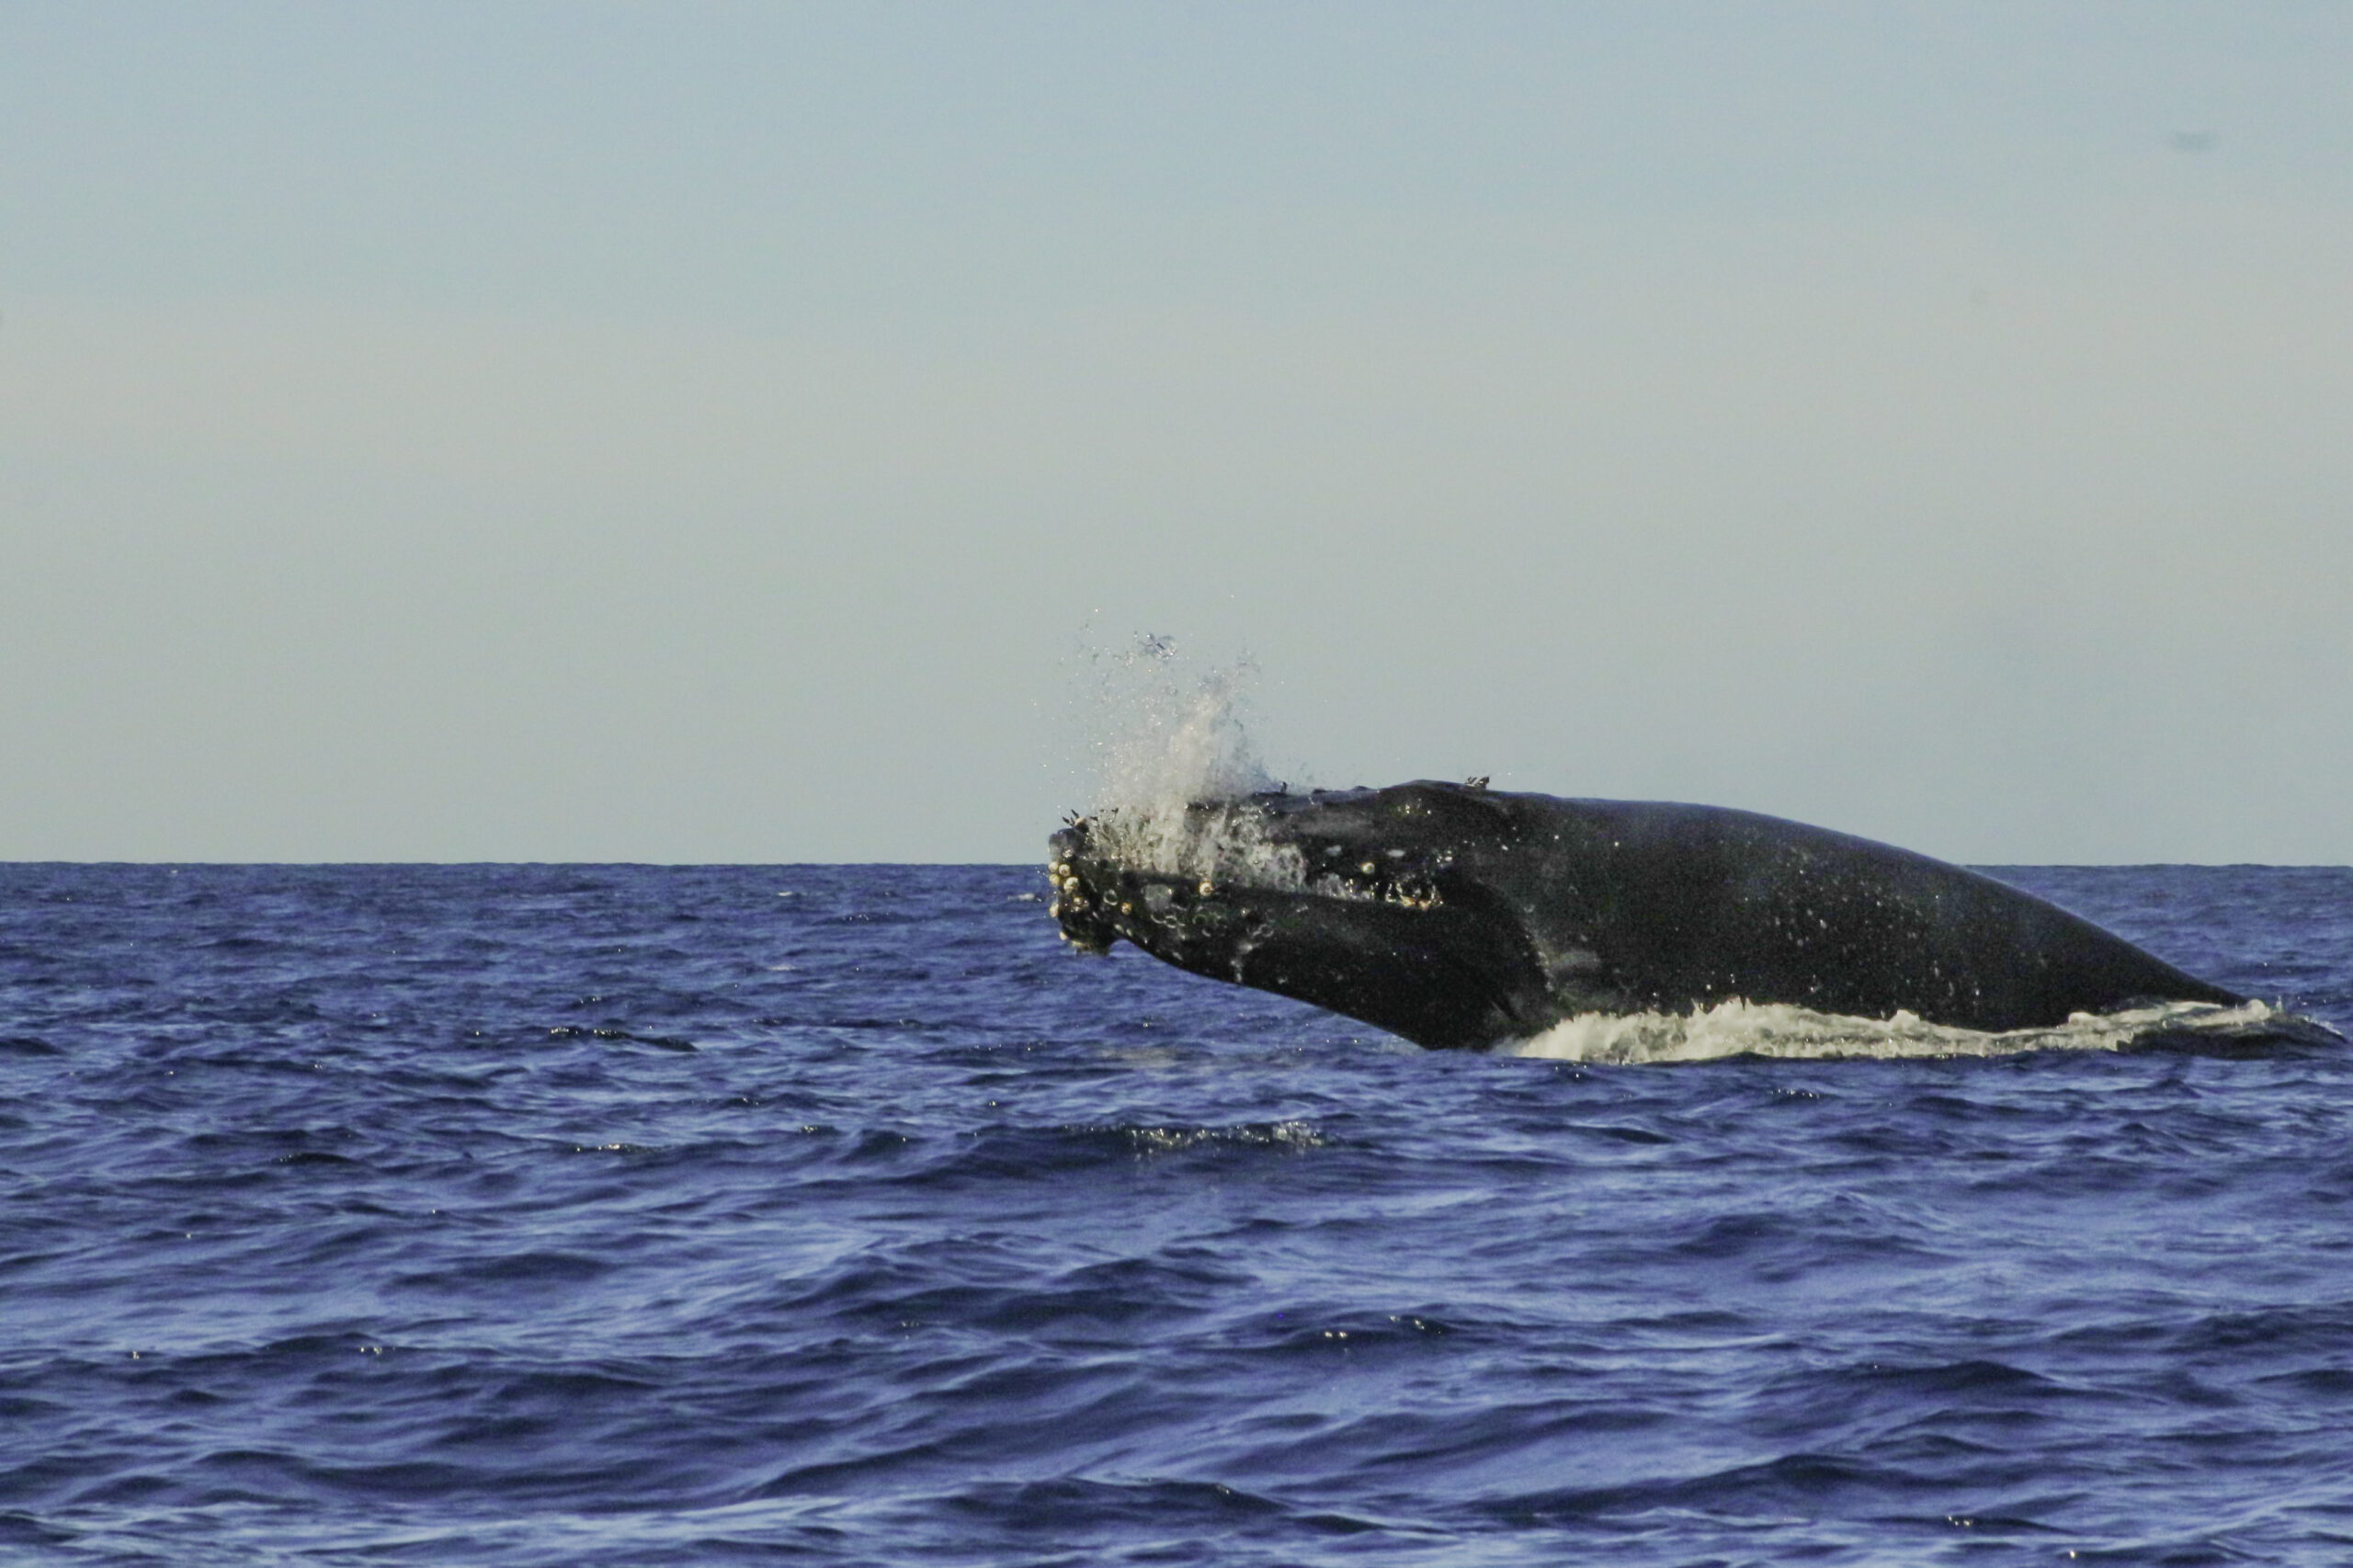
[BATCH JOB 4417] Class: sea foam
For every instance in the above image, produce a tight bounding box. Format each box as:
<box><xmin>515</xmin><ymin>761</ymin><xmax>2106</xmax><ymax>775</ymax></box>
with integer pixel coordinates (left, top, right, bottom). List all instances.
<box><xmin>1505</xmin><ymin>996</ymin><xmax>2298</xmax><ymax>1064</ymax></box>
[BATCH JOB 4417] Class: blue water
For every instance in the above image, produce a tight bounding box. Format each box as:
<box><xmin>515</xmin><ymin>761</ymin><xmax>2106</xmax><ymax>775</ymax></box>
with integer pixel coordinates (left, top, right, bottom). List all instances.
<box><xmin>4</xmin><ymin>861</ymin><xmax>2351</xmax><ymax>1565</ymax></box>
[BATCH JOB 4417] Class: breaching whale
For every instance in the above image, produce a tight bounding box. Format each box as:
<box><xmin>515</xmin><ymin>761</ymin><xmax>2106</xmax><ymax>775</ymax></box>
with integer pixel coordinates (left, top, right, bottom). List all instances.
<box><xmin>1046</xmin><ymin>781</ymin><xmax>2256</xmax><ymax>1050</ymax></box>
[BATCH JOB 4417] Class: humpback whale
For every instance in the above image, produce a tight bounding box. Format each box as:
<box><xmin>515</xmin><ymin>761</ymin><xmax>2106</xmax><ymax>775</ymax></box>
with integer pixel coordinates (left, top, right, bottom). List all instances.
<box><xmin>1046</xmin><ymin>781</ymin><xmax>2256</xmax><ymax>1050</ymax></box>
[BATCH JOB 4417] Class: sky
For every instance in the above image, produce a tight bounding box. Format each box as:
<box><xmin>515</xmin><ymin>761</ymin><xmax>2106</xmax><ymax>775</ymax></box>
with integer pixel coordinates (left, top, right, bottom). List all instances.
<box><xmin>2</xmin><ymin>2</ymin><xmax>2347</xmax><ymax>864</ymax></box>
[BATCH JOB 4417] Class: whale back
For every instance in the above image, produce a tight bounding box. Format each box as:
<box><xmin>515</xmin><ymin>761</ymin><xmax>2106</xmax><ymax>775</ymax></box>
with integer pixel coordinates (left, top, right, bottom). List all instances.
<box><xmin>1473</xmin><ymin>793</ymin><xmax>2244</xmax><ymax>1033</ymax></box>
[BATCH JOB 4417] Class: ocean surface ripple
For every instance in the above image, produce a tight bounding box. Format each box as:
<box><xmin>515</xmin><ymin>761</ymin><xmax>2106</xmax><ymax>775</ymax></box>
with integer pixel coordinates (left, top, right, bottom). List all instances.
<box><xmin>3</xmin><ymin>862</ymin><xmax>2351</xmax><ymax>1565</ymax></box>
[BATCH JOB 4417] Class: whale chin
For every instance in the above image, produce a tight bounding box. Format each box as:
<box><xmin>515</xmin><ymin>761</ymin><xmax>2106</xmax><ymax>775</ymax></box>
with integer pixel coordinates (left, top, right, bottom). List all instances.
<box><xmin>1048</xmin><ymin>781</ymin><xmax>2257</xmax><ymax>1051</ymax></box>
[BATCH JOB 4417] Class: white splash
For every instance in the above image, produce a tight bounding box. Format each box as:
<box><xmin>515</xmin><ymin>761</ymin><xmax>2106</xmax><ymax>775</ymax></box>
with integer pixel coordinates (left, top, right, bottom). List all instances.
<box><xmin>1504</xmin><ymin>997</ymin><xmax>2297</xmax><ymax>1065</ymax></box>
<box><xmin>1082</xmin><ymin>634</ymin><xmax>1273</xmax><ymax>812</ymax></box>
<box><xmin>1066</xmin><ymin>635</ymin><xmax>1307</xmax><ymax>888</ymax></box>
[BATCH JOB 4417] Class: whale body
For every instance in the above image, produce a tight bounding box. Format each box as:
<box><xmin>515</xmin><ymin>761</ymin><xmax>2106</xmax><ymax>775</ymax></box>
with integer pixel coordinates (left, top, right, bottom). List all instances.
<box><xmin>1046</xmin><ymin>782</ymin><xmax>2250</xmax><ymax>1050</ymax></box>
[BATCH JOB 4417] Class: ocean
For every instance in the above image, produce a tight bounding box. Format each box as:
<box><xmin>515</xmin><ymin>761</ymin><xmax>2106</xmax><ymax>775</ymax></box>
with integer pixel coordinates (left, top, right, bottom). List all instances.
<box><xmin>3</xmin><ymin>860</ymin><xmax>2350</xmax><ymax>1565</ymax></box>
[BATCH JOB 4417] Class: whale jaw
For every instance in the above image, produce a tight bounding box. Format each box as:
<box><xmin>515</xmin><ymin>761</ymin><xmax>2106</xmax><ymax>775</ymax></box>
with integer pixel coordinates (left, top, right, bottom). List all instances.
<box><xmin>1046</xmin><ymin>790</ymin><xmax>1551</xmax><ymax>1049</ymax></box>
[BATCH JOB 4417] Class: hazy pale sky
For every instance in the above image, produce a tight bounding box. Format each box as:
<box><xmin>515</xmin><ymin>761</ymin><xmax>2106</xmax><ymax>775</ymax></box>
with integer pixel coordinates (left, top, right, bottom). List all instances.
<box><xmin>4</xmin><ymin>3</ymin><xmax>2348</xmax><ymax>863</ymax></box>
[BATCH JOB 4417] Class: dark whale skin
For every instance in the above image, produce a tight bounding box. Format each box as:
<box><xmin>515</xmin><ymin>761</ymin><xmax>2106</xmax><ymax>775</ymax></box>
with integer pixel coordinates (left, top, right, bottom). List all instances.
<box><xmin>1047</xmin><ymin>781</ymin><xmax>2247</xmax><ymax>1050</ymax></box>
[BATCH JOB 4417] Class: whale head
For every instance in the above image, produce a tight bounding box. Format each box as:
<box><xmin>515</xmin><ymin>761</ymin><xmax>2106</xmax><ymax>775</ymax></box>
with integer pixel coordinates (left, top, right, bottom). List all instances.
<box><xmin>1046</xmin><ymin>782</ymin><xmax>1553</xmax><ymax>1048</ymax></box>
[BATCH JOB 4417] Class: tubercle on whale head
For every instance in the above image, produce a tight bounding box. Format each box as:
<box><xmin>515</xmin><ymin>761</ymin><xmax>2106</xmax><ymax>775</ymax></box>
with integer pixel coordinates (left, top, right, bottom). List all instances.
<box><xmin>1245</xmin><ymin>780</ymin><xmax>1523</xmax><ymax>899</ymax></box>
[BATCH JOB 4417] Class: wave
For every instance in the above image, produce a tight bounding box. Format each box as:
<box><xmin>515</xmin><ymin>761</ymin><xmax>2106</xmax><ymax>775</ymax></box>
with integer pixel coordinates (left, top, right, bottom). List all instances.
<box><xmin>1502</xmin><ymin>997</ymin><xmax>2333</xmax><ymax>1064</ymax></box>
